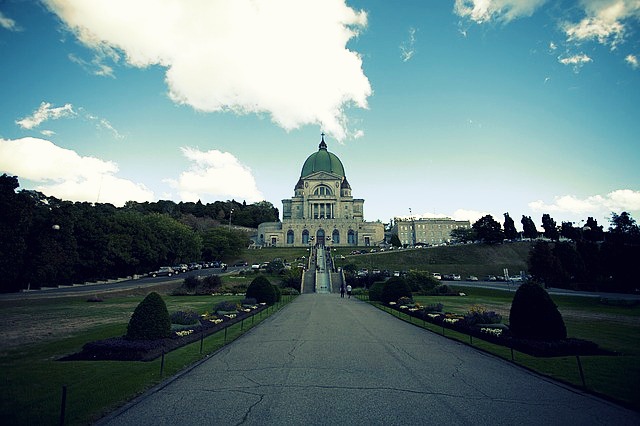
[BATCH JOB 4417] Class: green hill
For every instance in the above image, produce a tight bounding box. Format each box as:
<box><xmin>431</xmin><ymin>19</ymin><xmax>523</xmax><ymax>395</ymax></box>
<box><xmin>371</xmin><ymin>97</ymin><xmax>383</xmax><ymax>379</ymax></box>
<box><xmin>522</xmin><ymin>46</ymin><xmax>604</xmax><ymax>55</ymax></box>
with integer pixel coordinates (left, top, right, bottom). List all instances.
<box><xmin>335</xmin><ymin>242</ymin><xmax>534</xmax><ymax>279</ymax></box>
<box><xmin>239</xmin><ymin>242</ymin><xmax>534</xmax><ymax>279</ymax></box>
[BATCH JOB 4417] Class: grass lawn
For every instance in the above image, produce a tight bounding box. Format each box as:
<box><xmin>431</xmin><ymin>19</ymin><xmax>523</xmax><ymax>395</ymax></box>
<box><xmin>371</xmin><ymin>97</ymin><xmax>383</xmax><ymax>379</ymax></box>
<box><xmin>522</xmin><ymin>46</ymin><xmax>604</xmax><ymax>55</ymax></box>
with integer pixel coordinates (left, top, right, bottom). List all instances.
<box><xmin>0</xmin><ymin>291</ymin><xmax>294</xmax><ymax>425</ymax></box>
<box><xmin>384</xmin><ymin>286</ymin><xmax>640</xmax><ymax>410</ymax></box>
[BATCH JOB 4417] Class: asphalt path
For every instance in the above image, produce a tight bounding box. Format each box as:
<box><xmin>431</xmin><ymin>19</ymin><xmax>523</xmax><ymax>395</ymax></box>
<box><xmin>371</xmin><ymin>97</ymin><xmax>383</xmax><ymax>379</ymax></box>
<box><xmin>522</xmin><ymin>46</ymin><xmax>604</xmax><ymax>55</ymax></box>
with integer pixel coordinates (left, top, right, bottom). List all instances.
<box><xmin>98</xmin><ymin>293</ymin><xmax>639</xmax><ymax>426</ymax></box>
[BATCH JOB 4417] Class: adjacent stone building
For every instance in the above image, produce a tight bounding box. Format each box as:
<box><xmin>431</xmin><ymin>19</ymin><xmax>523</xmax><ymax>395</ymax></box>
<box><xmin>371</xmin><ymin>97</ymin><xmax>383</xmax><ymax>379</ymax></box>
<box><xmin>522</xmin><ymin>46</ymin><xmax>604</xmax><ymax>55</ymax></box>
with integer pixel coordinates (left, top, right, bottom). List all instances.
<box><xmin>256</xmin><ymin>135</ymin><xmax>384</xmax><ymax>247</ymax></box>
<box><xmin>393</xmin><ymin>217</ymin><xmax>471</xmax><ymax>246</ymax></box>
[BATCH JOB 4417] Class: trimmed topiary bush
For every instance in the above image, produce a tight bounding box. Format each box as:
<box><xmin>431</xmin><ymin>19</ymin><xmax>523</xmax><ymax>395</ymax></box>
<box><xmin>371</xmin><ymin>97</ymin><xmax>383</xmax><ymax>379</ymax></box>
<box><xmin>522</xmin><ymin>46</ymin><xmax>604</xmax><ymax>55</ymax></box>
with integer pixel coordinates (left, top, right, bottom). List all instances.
<box><xmin>380</xmin><ymin>277</ymin><xmax>412</xmax><ymax>304</ymax></box>
<box><xmin>246</xmin><ymin>275</ymin><xmax>277</xmax><ymax>305</ymax></box>
<box><xmin>368</xmin><ymin>282</ymin><xmax>385</xmax><ymax>301</ymax></box>
<box><xmin>509</xmin><ymin>280</ymin><xmax>567</xmax><ymax>340</ymax></box>
<box><xmin>126</xmin><ymin>292</ymin><xmax>171</xmax><ymax>340</ymax></box>
<box><xmin>273</xmin><ymin>284</ymin><xmax>281</xmax><ymax>302</ymax></box>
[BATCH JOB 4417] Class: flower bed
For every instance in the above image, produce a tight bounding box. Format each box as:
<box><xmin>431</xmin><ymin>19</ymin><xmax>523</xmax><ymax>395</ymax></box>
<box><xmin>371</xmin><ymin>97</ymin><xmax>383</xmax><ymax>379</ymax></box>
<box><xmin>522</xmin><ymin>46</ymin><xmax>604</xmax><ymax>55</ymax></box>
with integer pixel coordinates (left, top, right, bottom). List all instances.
<box><xmin>61</xmin><ymin>304</ymin><xmax>268</xmax><ymax>362</ymax></box>
<box><xmin>387</xmin><ymin>303</ymin><xmax>616</xmax><ymax>358</ymax></box>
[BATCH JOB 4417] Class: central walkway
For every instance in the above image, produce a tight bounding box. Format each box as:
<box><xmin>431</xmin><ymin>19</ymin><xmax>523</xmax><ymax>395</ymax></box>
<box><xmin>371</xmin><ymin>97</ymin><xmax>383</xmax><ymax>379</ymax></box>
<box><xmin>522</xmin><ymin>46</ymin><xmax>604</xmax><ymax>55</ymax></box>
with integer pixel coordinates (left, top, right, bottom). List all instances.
<box><xmin>99</xmin><ymin>295</ymin><xmax>639</xmax><ymax>425</ymax></box>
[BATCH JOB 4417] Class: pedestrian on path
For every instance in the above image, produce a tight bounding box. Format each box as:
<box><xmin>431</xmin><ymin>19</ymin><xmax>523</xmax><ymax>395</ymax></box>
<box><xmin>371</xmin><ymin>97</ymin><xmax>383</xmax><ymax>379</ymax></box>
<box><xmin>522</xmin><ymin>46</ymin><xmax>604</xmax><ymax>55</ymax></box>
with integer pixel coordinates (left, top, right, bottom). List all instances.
<box><xmin>340</xmin><ymin>284</ymin><xmax>345</xmax><ymax>298</ymax></box>
<box><xmin>346</xmin><ymin>284</ymin><xmax>352</xmax><ymax>299</ymax></box>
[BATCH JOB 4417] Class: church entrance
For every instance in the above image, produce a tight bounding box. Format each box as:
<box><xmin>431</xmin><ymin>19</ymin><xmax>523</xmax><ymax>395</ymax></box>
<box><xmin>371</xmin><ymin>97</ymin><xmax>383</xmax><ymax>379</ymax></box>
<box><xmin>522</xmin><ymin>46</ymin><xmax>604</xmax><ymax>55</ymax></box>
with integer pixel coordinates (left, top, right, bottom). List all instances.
<box><xmin>316</xmin><ymin>229</ymin><xmax>325</xmax><ymax>247</ymax></box>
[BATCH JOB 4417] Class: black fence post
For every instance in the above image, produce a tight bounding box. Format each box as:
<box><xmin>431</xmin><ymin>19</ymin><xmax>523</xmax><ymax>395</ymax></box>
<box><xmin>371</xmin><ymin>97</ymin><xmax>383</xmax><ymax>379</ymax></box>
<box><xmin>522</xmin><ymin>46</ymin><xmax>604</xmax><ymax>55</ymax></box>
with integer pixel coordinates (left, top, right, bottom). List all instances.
<box><xmin>510</xmin><ymin>347</ymin><xmax>514</xmax><ymax>361</ymax></box>
<box><xmin>241</xmin><ymin>317</ymin><xmax>244</xmax><ymax>331</ymax></box>
<box><xmin>59</xmin><ymin>385</ymin><xmax>67</xmax><ymax>426</ymax></box>
<box><xmin>224</xmin><ymin>325</ymin><xmax>228</xmax><ymax>344</ymax></box>
<box><xmin>160</xmin><ymin>350</ymin><xmax>165</xmax><ymax>376</ymax></box>
<box><xmin>576</xmin><ymin>355</ymin><xmax>586</xmax><ymax>387</ymax></box>
<box><xmin>200</xmin><ymin>330</ymin><xmax>204</xmax><ymax>354</ymax></box>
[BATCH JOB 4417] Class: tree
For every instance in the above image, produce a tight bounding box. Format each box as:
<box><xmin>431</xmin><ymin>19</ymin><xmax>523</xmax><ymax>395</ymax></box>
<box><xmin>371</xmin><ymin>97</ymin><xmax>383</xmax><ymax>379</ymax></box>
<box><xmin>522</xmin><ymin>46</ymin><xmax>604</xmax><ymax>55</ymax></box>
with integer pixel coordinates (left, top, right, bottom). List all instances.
<box><xmin>450</xmin><ymin>227</ymin><xmax>477</xmax><ymax>243</ymax></box>
<box><xmin>246</xmin><ymin>275</ymin><xmax>277</xmax><ymax>305</ymax></box>
<box><xmin>503</xmin><ymin>213</ymin><xmax>518</xmax><ymax>240</ymax></box>
<box><xmin>583</xmin><ymin>217</ymin><xmax>604</xmax><ymax>242</ymax></box>
<box><xmin>560</xmin><ymin>221</ymin><xmax>580</xmax><ymax>241</ymax></box>
<box><xmin>405</xmin><ymin>271</ymin><xmax>438</xmax><ymax>293</ymax></box>
<box><xmin>528</xmin><ymin>241</ymin><xmax>563</xmax><ymax>287</ymax></box>
<box><xmin>521</xmin><ymin>215</ymin><xmax>538</xmax><ymax>239</ymax></box>
<box><xmin>541</xmin><ymin>214</ymin><xmax>559</xmax><ymax>241</ymax></box>
<box><xmin>380</xmin><ymin>276</ymin><xmax>412</xmax><ymax>304</ymax></box>
<box><xmin>201</xmin><ymin>227</ymin><xmax>248</xmax><ymax>260</ymax></box>
<box><xmin>472</xmin><ymin>215</ymin><xmax>504</xmax><ymax>244</ymax></box>
<box><xmin>126</xmin><ymin>292</ymin><xmax>171</xmax><ymax>340</ymax></box>
<box><xmin>509</xmin><ymin>281</ymin><xmax>566</xmax><ymax>340</ymax></box>
<box><xmin>609</xmin><ymin>212</ymin><xmax>639</xmax><ymax>240</ymax></box>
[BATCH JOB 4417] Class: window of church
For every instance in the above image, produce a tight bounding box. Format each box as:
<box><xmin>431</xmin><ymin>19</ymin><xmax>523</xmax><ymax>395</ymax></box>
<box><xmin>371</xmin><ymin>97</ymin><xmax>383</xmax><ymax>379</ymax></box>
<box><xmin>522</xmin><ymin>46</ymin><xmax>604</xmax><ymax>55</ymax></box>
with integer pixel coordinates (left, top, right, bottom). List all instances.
<box><xmin>287</xmin><ymin>230</ymin><xmax>294</xmax><ymax>244</ymax></box>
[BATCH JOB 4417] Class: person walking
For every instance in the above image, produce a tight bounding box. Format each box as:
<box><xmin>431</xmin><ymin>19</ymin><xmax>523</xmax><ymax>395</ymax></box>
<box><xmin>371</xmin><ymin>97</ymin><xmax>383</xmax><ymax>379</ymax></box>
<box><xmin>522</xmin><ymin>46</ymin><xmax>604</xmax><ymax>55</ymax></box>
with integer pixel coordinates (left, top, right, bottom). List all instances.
<box><xmin>340</xmin><ymin>284</ymin><xmax>345</xmax><ymax>298</ymax></box>
<box><xmin>346</xmin><ymin>284</ymin><xmax>352</xmax><ymax>299</ymax></box>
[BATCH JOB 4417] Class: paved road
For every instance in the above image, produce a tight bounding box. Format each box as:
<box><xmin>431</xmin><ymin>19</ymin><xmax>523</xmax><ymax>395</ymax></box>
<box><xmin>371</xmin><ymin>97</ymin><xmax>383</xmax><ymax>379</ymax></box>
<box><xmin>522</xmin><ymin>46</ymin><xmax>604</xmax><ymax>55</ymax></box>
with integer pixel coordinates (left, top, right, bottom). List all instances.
<box><xmin>98</xmin><ymin>294</ymin><xmax>638</xmax><ymax>425</ymax></box>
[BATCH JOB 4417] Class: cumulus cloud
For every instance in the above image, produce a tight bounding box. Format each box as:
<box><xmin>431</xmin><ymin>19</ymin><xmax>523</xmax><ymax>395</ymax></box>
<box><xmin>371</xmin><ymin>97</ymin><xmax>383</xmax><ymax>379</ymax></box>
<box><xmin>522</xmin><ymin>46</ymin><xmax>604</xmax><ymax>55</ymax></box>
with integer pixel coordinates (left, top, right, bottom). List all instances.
<box><xmin>0</xmin><ymin>137</ymin><xmax>153</xmax><ymax>205</ymax></box>
<box><xmin>0</xmin><ymin>11</ymin><xmax>20</xmax><ymax>31</ymax></box>
<box><xmin>453</xmin><ymin>0</ymin><xmax>547</xmax><ymax>23</ymax></box>
<box><xmin>167</xmin><ymin>147</ymin><xmax>264</xmax><ymax>203</ymax></box>
<box><xmin>45</xmin><ymin>0</ymin><xmax>371</xmax><ymax>141</ymax></box>
<box><xmin>16</xmin><ymin>102</ymin><xmax>76</xmax><ymax>130</ymax></box>
<box><xmin>626</xmin><ymin>53</ymin><xmax>639</xmax><ymax>68</ymax></box>
<box><xmin>529</xmin><ymin>190</ymin><xmax>640</xmax><ymax>218</ymax></box>
<box><xmin>400</xmin><ymin>27</ymin><xmax>417</xmax><ymax>62</ymax></box>
<box><xmin>562</xmin><ymin>0</ymin><xmax>640</xmax><ymax>49</ymax></box>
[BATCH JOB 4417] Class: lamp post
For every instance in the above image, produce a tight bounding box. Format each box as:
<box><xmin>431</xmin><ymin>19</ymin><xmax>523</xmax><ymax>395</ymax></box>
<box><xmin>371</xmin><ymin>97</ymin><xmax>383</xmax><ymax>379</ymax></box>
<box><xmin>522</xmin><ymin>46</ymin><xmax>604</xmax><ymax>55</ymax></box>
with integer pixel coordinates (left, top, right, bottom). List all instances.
<box><xmin>228</xmin><ymin>209</ymin><xmax>234</xmax><ymax>231</ymax></box>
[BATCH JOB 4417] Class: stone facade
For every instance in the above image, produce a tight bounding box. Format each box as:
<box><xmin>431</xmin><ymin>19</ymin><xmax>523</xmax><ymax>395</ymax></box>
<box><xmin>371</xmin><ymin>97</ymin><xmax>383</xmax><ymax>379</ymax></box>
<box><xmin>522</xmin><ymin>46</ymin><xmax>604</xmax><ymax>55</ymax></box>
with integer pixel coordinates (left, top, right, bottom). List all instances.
<box><xmin>393</xmin><ymin>217</ymin><xmax>471</xmax><ymax>246</ymax></box>
<box><xmin>256</xmin><ymin>136</ymin><xmax>384</xmax><ymax>247</ymax></box>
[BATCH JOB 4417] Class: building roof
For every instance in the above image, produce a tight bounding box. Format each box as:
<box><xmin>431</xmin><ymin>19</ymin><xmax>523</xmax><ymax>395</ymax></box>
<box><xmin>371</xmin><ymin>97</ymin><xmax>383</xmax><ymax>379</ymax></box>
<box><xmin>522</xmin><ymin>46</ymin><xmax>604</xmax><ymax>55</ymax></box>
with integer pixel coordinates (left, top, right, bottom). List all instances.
<box><xmin>300</xmin><ymin>134</ymin><xmax>345</xmax><ymax>178</ymax></box>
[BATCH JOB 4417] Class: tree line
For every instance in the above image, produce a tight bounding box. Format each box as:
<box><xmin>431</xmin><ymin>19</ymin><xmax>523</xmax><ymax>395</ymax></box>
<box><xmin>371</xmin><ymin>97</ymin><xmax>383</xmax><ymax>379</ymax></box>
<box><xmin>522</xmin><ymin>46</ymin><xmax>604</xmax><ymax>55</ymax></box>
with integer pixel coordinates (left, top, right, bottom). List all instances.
<box><xmin>455</xmin><ymin>211</ymin><xmax>640</xmax><ymax>294</ymax></box>
<box><xmin>0</xmin><ymin>174</ymin><xmax>278</xmax><ymax>293</ymax></box>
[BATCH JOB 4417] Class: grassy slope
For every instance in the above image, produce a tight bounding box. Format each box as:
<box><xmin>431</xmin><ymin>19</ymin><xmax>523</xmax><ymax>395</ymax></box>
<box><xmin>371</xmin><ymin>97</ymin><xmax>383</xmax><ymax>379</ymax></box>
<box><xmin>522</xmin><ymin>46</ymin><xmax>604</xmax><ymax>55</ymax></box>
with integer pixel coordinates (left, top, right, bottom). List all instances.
<box><xmin>333</xmin><ymin>241</ymin><xmax>534</xmax><ymax>277</ymax></box>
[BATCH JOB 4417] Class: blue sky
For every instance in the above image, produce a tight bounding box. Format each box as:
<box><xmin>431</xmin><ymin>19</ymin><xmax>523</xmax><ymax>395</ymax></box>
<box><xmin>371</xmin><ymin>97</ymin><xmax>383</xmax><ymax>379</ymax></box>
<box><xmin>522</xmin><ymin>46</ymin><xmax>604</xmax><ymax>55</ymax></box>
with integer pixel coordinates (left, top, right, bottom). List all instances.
<box><xmin>1</xmin><ymin>0</ymin><xmax>639</xmax><ymax>230</ymax></box>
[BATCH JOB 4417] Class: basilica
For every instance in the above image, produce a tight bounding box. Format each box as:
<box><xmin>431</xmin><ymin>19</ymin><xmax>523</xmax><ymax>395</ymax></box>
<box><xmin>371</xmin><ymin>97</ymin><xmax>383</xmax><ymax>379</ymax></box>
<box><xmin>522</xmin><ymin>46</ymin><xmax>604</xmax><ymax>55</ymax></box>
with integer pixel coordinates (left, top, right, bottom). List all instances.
<box><xmin>256</xmin><ymin>135</ymin><xmax>384</xmax><ymax>247</ymax></box>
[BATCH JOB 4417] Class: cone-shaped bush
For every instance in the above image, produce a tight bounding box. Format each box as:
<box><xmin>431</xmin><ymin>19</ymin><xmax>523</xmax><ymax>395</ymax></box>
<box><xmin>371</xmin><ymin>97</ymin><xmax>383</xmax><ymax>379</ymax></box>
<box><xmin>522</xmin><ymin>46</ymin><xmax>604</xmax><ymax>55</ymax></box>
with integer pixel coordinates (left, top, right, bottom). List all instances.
<box><xmin>368</xmin><ymin>282</ymin><xmax>385</xmax><ymax>301</ymax></box>
<box><xmin>246</xmin><ymin>275</ymin><xmax>277</xmax><ymax>305</ymax></box>
<box><xmin>126</xmin><ymin>292</ymin><xmax>171</xmax><ymax>340</ymax></box>
<box><xmin>381</xmin><ymin>277</ymin><xmax>412</xmax><ymax>304</ymax></box>
<box><xmin>272</xmin><ymin>284</ymin><xmax>281</xmax><ymax>302</ymax></box>
<box><xmin>509</xmin><ymin>281</ymin><xmax>566</xmax><ymax>340</ymax></box>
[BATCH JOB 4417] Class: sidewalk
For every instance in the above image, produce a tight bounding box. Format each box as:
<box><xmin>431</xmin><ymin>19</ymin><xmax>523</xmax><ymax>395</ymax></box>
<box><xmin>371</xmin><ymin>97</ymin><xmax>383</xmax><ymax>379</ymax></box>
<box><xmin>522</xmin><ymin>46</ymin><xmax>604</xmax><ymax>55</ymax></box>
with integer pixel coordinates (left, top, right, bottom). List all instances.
<box><xmin>98</xmin><ymin>294</ymin><xmax>639</xmax><ymax>425</ymax></box>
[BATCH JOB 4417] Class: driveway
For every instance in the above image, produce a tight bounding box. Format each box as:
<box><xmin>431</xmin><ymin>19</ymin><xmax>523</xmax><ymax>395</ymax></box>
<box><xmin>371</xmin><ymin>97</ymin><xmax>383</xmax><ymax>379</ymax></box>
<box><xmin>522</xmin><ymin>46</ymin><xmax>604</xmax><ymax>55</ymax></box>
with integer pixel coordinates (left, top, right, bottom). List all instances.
<box><xmin>98</xmin><ymin>294</ymin><xmax>639</xmax><ymax>425</ymax></box>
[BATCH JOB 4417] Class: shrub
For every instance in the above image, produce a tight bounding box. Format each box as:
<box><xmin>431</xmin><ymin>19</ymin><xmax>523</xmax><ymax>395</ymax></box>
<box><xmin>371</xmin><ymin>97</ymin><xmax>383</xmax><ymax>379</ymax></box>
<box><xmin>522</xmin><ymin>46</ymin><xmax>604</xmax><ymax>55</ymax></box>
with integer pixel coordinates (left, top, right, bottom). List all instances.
<box><xmin>423</xmin><ymin>303</ymin><xmax>443</xmax><ymax>313</ymax></box>
<box><xmin>509</xmin><ymin>280</ymin><xmax>567</xmax><ymax>340</ymax></box>
<box><xmin>397</xmin><ymin>296</ymin><xmax>414</xmax><ymax>306</ymax></box>
<box><xmin>126</xmin><ymin>292</ymin><xmax>171</xmax><ymax>340</ymax></box>
<box><xmin>433</xmin><ymin>284</ymin><xmax>452</xmax><ymax>295</ymax></box>
<box><xmin>170</xmin><ymin>287</ymin><xmax>190</xmax><ymax>296</ymax></box>
<box><xmin>280</xmin><ymin>287</ymin><xmax>300</xmax><ymax>295</ymax></box>
<box><xmin>246</xmin><ymin>275</ymin><xmax>277</xmax><ymax>305</ymax></box>
<box><xmin>368</xmin><ymin>282</ymin><xmax>385</xmax><ymax>301</ymax></box>
<box><xmin>170</xmin><ymin>310</ymin><xmax>200</xmax><ymax>325</ymax></box>
<box><xmin>183</xmin><ymin>275</ymin><xmax>200</xmax><ymax>291</ymax></box>
<box><xmin>464</xmin><ymin>305</ymin><xmax>502</xmax><ymax>326</ymax></box>
<box><xmin>273</xmin><ymin>284</ymin><xmax>282</xmax><ymax>302</ymax></box>
<box><xmin>201</xmin><ymin>275</ymin><xmax>222</xmax><ymax>290</ymax></box>
<box><xmin>381</xmin><ymin>277</ymin><xmax>412</xmax><ymax>304</ymax></box>
<box><xmin>214</xmin><ymin>300</ymin><xmax>238</xmax><ymax>313</ymax></box>
<box><xmin>241</xmin><ymin>297</ymin><xmax>258</xmax><ymax>306</ymax></box>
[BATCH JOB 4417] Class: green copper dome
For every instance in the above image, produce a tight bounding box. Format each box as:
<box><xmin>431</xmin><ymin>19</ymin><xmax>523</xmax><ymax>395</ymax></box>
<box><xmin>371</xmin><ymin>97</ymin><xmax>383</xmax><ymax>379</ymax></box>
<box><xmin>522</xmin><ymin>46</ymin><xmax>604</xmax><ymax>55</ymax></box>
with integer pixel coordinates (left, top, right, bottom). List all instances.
<box><xmin>300</xmin><ymin>135</ymin><xmax>345</xmax><ymax>178</ymax></box>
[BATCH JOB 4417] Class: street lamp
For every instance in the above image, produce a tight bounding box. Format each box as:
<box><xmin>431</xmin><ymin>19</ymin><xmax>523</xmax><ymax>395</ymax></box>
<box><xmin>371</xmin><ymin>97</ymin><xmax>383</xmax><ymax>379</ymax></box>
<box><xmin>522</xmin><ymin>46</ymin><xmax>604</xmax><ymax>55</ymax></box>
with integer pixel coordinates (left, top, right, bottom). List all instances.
<box><xmin>228</xmin><ymin>209</ymin><xmax>234</xmax><ymax>231</ymax></box>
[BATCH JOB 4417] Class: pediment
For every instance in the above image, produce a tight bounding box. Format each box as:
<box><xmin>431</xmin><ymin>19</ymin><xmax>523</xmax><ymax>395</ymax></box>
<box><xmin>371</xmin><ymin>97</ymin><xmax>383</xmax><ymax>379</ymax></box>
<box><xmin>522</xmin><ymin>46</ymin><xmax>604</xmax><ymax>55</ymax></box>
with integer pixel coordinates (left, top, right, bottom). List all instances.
<box><xmin>303</xmin><ymin>171</ymin><xmax>341</xmax><ymax>181</ymax></box>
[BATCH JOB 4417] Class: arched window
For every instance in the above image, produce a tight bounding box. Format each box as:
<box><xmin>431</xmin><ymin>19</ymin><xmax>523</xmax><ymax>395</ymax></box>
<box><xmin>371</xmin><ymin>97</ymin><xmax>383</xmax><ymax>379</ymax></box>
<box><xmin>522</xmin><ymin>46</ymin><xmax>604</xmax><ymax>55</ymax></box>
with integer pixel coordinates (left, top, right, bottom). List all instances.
<box><xmin>316</xmin><ymin>229</ymin><xmax>325</xmax><ymax>246</ymax></box>
<box><xmin>332</xmin><ymin>229</ymin><xmax>340</xmax><ymax>244</ymax></box>
<box><xmin>313</xmin><ymin>185</ymin><xmax>333</xmax><ymax>196</ymax></box>
<box><xmin>287</xmin><ymin>230</ymin><xmax>294</xmax><ymax>244</ymax></box>
<box><xmin>302</xmin><ymin>229</ymin><xmax>309</xmax><ymax>244</ymax></box>
<box><xmin>348</xmin><ymin>230</ymin><xmax>356</xmax><ymax>245</ymax></box>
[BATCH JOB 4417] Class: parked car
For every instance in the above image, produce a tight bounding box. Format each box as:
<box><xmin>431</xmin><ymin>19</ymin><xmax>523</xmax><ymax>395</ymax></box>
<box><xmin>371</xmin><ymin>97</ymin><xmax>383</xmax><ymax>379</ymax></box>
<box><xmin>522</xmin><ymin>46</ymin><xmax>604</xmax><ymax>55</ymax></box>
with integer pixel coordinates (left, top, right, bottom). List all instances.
<box><xmin>151</xmin><ymin>266</ymin><xmax>175</xmax><ymax>277</ymax></box>
<box><xmin>467</xmin><ymin>275</ymin><xmax>478</xmax><ymax>281</ymax></box>
<box><xmin>432</xmin><ymin>273</ymin><xmax>442</xmax><ymax>280</ymax></box>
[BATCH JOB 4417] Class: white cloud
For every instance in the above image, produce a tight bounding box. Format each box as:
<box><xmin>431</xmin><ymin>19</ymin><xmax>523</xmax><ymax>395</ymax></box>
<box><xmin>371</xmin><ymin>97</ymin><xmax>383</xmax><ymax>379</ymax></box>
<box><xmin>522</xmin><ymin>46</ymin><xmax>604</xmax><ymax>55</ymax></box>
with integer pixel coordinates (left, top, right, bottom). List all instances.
<box><xmin>400</xmin><ymin>27</ymin><xmax>417</xmax><ymax>62</ymax></box>
<box><xmin>563</xmin><ymin>0</ymin><xmax>640</xmax><ymax>49</ymax></box>
<box><xmin>626</xmin><ymin>53</ymin><xmax>639</xmax><ymax>68</ymax></box>
<box><xmin>0</xmin><ymin>137</ymin><xmax>153</xmax><ymax>205</ymax></box>
<box><xmin>549</xmin><ymin>41</ymin><xmax>558</xmax><ymax>50</ymax></box>
<box><xmin>16</xmin><ymin>101</ymin><xmax>123</xmax><ymax>139</ymax></box>
<box><xmin>16</xmin><ymin>102</ymin><xmax>76</xmax><ymax>130</ymax></box>
<box><xmin>453</xmin><ymin>0</ymin><xmax>547</xmax><ymax>23</ymax></box>
<box><xmin>167</xmin><ymin>147</ymin><xmax>264</xmax><ymax>203</ymax></box>
<box><xmin>0</xmin><ymin>11</ymin><xmax>20</xmax><ymax>31</ymax></box>
<box><xmin>45</xmin><ymin>0</ymin><xmax>371</xmax><ymax>141</ymax></box>
<box><xmin>529</xmin><ymin>189</ymin><xmax>640</xmax><ymax>218</ymax></box>
<box><xmin>558</xmin><ymin>53</ymin><xmax>593</xmax><ymax>71</ymax></box>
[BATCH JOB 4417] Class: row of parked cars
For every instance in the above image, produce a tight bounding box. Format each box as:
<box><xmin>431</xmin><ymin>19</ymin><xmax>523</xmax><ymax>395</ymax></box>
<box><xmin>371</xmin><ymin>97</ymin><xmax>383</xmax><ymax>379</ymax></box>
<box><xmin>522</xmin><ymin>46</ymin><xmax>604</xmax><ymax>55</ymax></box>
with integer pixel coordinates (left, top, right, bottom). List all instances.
<box><xmin>149</xmin><ymin>261</ymin><xmax>227</xmax><ymax>277</ymax></box>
